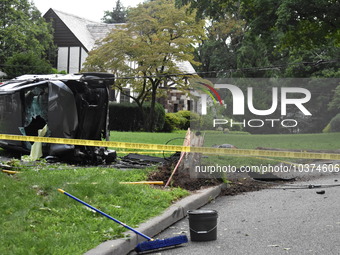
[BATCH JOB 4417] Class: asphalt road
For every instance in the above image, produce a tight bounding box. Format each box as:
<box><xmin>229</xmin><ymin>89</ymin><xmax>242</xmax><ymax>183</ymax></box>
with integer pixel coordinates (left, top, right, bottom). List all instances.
<box><xmin>133</xmin><ymin>172</ymin><xmax>340</xmax><ymax>255</ymax></box>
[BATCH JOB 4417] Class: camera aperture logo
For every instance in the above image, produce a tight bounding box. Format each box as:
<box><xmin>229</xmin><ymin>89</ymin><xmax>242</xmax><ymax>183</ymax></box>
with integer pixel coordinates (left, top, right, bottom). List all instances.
<box><xmin>194</xmin><ymin>81</ymin><xmax>312</xmax><ymax>129</ymax></box>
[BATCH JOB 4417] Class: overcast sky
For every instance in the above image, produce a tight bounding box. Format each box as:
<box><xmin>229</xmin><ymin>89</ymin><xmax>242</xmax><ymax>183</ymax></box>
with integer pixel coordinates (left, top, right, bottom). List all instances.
<box><xmin>31</xmin><ymin>0</ymin><xmax>144</xmax><ymax>22</ymax></box>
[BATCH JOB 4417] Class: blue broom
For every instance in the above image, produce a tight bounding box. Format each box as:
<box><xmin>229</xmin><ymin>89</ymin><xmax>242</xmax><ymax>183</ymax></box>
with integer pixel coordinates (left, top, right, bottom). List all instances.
<box><xmin>57</xmin><ymin>189</ymin><xmax>188</xmax><ymax>253</ymax></box>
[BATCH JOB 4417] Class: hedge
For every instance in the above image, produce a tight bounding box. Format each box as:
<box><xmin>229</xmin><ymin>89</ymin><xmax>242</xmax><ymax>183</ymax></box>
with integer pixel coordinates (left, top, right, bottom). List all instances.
<box><xmin>162</xmin><ymin>111</ymin><xmax>201</xmax><ymax>132</ymax></box>
<box><xmin>162</xmin><ymin>113</ymin><xmax>187</xmax><ymax>132</ymax></box>
<box><xmin>108</xmin><ymin>102</ymin><xmax>165</xmax><ymax>131</ymax></box>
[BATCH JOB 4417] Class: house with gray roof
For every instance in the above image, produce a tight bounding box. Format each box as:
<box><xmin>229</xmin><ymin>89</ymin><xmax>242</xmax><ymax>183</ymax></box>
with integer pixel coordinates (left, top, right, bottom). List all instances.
<box><xmin>44</xmin><ymin>9</ymin><xmax>121</xmax><ymax>73</ymax></box>
<box><xmin>43</xmin><ymin>8</ymin><xmax>198</xmax><ymax>112</ymax></box>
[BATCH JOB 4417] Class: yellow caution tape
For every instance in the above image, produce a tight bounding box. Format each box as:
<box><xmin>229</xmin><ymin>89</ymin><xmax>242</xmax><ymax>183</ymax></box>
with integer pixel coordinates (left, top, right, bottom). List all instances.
<box><xmin>0</xmin><ymin>134</ymin><xmax>188</xmax><ymax>152</ymax></box>
<box><xmin>1</xmin><ymin>134</ymin><xmax>340</xmax><ymax>160</ymax></box>
<box><xmin>119</xmin><ymin>181</ymin><xmax>164</xmax><ymax>185</ymax></box>
<box><xmin>118</xmin><ymin>151</ymin><xmax>175</xmax><ymax>154</ymax></box>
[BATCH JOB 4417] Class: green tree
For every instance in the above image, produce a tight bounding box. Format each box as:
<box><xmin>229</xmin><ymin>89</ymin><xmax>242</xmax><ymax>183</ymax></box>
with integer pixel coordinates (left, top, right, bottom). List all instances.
<box><xmin>178</xmin><ymin>0</ymin><xmax>339</xmax><ymax>50</ymax></box>
<box><xmin>194</xmin><ymin>15</ymin><xmax>246</xmax><ymax>78</ymax></box>
<box><xmin>102</xmin><ymin>0</ymin><xmax>127</xmax><ymax>23</ymax></box>
<box><xmin>84</xmin><ymin>0</ymin><xmax>205</xmax><ymax>131</ymax></box>
<box><xmin>0</xmin><ymin>0</ymin><xmax>54</xmax><ymax>70</ymax></box>
<box><xmin>283</xmin><ymin>45</ymin><xmax>340</xmax><ymax>78</ymax></box>
<box><xmin>4</xmin><ymin>52</ymin><xmax>53</xmax><ymax>78</ymax></box>
<box><xmin>178</xmin><ymin>0</ymin><xmax>339</xmax><ymax>134</ymax></box>
<box><xmin>275</xmin><ymin>0</ymin><xmax>339</xmax><ymax>50</ymax></box>
<box><xmin>184</xmin><ymin>0</ymin><xmax>285</xmax><ymax>78</ymax></box>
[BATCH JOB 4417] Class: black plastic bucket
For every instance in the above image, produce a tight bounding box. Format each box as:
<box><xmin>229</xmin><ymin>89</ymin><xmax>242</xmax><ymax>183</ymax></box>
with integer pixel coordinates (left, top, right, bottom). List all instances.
<box><xmin>188</xmin><ymin>209</ymin><xmax>218</xmax><ymax>241</ymax></box>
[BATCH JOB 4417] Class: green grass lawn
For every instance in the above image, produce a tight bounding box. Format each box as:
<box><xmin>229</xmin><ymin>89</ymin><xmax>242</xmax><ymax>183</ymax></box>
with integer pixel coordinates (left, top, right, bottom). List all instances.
<box><xmin>109</xmin><ymin>130</ymin><xmax>340</xmax><ymax>151</ymax></box>
<box><xmin>203</xmin><ymin>132</ymin><xmax>340</xmax><ymax>150</ymax></box>
<box><xmin>109</xmin><ymin>130</ymin><xmax>187</xmax><ymax>157</ymax></box>
<box><xmin>0</xmin><ymin>163</ymin><xmax>188</xmax><ymax>255</ymax></box>
<box><xmin>201</xmin><ymin>132</ymin><xmax>340</xmax><ymax>168</ymax></box>
<box><xmin>110</xmin><ymin>130</ymin><xmax>187</xmax><ymax>145</ymax></box>
<box><xmin>201</xmin><ymin>132</ymin><xmax>340</xmax><ymax>169</ymax></box>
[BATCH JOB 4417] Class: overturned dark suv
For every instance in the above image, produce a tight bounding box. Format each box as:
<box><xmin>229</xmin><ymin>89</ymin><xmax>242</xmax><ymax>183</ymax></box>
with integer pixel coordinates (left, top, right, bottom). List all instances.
<box><xmin>0</xmin><ymin>73</ymin><xmax>116</xmax><ymax>164</ymax></box>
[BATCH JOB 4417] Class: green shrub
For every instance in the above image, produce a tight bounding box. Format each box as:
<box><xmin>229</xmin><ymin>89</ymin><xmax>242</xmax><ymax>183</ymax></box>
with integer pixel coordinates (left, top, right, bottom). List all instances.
<box><xmin>162</xmin><ymin>113</ymin><xmax>185</xmax><ymax>132</ymax></box>
<box><xmin>162</xmin><ymin>110</ymin><xmax>205</xmax><ymax>132</ymax></box>
<box><xmin>176</xmin><ymin>110</ymin><xmax>191</xmax><ymax>119</ymax></box>
<box><xmin>175</xmin><ymin>110</ymin><xmax>190</xmax><ymax>129</ymax></box>
<box><xmin>51</xmin><ymin>68</ymin><xmax>67</xmax><ymax>74</ymax></box>
<box><xmin>322</xmin><ymin>123</ymin><xmax>331</xmax><ymax>133</ymax></box>
<box><xmin>4</xmin><ymin>52</ymin><xmax>53</xmax><ymax>78</ymax></box>
<box><xmin>230</xmin><ymin>123</ymin><xmax>243</xmax><ymax>131</ymax></box>
<box><xmin>109</xmin><ymin>102</ymin><xmax>165</xmax><ymax>131</ymax></box>
<box><xmin>330</xmin><ymin>113</ymin><xmax>340</xmax><ymax>132</ymax></box>
<box><xmin>200</xmin><ymin>114</ymin><xmax>215</xmax><ymax>130</ymax></box>
<box><xmin>162</xmin><ymin>114</ymin><xmax>173</xmax><ymax>132</ymax></box>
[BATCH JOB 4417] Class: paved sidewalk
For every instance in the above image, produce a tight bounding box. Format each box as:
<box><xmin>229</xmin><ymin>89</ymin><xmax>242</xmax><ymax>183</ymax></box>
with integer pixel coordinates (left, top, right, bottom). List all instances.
<box><xmin>138</xmin><ymin>173</ymin><xmax>340</xmax><ymax>255</ymax></box>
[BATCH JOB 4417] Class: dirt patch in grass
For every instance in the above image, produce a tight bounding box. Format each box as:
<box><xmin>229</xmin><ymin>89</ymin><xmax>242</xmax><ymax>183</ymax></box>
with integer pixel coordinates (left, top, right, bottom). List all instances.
<box><xmin>148</xmin><ymin>167</ymin><xmax>221</xmax><ymax>191</ymax></box>
<box><xmin>148</xmin><ymin>153</ymin><xmax>274</xmax><ymax>194</ymax></box>
<box><xmin>148</xmin><ymin>153</ymin><xmax>222</xmax><ymax>191</ymax></box>
<box><xmin>149</xmin><ymin>161</ymin><xmax>272</xmax><ymax>194</ymax></box>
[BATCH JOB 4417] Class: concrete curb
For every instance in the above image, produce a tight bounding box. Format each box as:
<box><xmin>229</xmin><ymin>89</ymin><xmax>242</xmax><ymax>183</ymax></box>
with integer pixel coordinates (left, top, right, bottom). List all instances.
<box><xmin>85</xmin><ymin>183</ymin><xmax>227</xmax><ymax>255</ymax></box>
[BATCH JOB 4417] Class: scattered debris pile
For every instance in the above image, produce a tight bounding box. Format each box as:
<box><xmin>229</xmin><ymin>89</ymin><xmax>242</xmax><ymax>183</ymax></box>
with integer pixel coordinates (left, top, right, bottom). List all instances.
<box><xmin>113</xmin><ymin>153</ymin><xmax>166</xmax><ymax>169</ymax></box>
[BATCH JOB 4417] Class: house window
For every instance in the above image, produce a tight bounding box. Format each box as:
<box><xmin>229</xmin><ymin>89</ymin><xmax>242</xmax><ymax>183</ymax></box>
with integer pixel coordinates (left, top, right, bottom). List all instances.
<box><xmin>57</xmin><ymin>47</ymin><xmax>68</xmax><ymax>72</ymax></box>
<box><xmin>69</xmin><ymin>47</ymin><xmax>80</xmax><ymax>73</ymax></box>
<box><xmin>120</xmin><ymin>88</ymin><xmax>130</xmax><ymax>103</ymax></box>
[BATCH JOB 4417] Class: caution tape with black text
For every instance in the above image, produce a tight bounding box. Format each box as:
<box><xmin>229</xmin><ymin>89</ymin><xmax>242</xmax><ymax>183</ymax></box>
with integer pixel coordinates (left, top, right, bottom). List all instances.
<box><xmin>0</xmin><ymin>134</ymin><xmax>339</xmax><ymax>160</ymax></box>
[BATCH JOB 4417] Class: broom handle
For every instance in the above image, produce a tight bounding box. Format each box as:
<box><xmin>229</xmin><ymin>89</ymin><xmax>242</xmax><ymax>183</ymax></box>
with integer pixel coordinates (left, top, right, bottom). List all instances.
<box><xmin>58</xmin><ymin>189</ymin><xmax>152</xmax><ymax>241</ymax></box>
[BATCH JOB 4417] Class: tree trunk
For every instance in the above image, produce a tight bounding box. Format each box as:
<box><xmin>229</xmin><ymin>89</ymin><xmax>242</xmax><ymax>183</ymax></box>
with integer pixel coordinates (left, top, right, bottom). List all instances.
<box><xmin>146</xmin><ymin>84</ymin><xmax>157</xmax><ymax>132</ymax></box>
